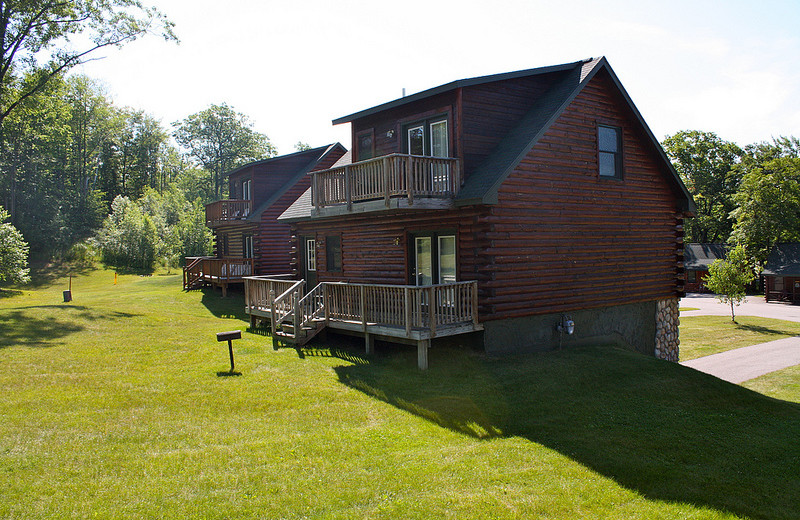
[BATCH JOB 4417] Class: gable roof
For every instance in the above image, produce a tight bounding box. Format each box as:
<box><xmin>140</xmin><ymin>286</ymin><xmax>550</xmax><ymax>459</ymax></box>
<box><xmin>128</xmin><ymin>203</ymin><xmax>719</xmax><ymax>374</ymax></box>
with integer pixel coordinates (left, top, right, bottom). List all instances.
<box><xmin>684</xmin><ymin>243</ymin><xmax>728</xmax><ymax>270</ymax></box>
<box><xmin>284</xmin><ymin>57</ymin><xmax>695</xmax><ymax>221</ymax></box>
<box><xmin>763</xmin><ymin>243</ymin><xmax>800</xmax><ymax>277</ymax></box>
<box><xmin>237</xmin><ymin>143</ymin><xmax>346</xmax><ymax>221</ymax></box>
<box><xmin>455</xmin><ymin>57</ymin><xmax>694</xmax><ymax>212</ymax></box>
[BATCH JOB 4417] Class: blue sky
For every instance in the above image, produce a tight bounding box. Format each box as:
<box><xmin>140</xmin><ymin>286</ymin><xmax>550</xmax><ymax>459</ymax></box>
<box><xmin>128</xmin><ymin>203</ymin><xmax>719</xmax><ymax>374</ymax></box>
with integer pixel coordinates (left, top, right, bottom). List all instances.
<box><xmin>76</xmin><ymin>0</ymin><xmax>800</xmax><ymax>155</ymax></box>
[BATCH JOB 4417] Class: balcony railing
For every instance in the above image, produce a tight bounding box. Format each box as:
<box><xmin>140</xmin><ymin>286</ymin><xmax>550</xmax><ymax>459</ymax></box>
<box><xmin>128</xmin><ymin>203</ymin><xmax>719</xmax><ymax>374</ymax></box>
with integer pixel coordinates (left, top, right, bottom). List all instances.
<box><xmin>311</xmin><ymin>153</ymin><xmax>461</xmax><ymax>211</ymax></box>
<box><xmin>205</xmin><ymin>199</ymin><xmax>252</xmax><ymax>226</ymax></box>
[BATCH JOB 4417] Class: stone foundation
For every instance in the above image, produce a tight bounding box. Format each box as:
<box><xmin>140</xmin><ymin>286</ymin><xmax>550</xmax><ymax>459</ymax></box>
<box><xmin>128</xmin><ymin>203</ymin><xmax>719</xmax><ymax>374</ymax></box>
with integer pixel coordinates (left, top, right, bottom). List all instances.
<box><xmin>654</xmin><ymin>297</ymin><xmax>680</xmax><ymax>361</ymax></box>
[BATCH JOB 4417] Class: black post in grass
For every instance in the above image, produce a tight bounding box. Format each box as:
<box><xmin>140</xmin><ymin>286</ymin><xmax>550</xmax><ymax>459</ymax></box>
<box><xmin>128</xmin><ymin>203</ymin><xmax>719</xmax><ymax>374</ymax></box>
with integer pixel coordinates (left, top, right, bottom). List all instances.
<box><xmin>216</xmin><ymin>330</ymin><xmax>242</xmax><ymax>376</ymax></box>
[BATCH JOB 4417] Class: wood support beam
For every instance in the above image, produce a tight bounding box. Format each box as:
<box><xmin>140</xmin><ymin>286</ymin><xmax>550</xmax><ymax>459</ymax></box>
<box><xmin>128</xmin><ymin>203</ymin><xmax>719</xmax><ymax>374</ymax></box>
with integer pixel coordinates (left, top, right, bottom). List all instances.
<box><xmin>417</xmin><ymin>339</ymin><xmax>429</xmax><ymax>370</ymax></box>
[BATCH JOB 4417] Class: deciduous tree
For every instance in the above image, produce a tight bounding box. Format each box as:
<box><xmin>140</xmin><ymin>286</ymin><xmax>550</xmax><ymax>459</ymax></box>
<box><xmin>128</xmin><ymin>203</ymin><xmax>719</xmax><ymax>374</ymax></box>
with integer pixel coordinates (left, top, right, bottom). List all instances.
<box><xmin>173</xmin><ymin>103</ymin><xmax>276</xmax><ymax>199</ymax></box>
<box><xmin>0</xmin><ymin>206</ymin><xmax>30</xmax><ymax>284</ymax></box>
<box><xmin>704</xmin><ymin>245</ymin><xmax>756</xmax><ymax>322</ymax></box>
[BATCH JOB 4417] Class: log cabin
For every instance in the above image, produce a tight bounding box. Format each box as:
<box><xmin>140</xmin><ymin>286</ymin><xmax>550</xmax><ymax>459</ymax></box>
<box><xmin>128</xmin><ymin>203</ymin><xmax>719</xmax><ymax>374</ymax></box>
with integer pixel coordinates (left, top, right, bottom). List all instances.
<box><xmin>246</xmin><ymin>57</ymin><xmax>695</xmax><ymax>368</ymax></box>
<box><xmin>684</xmin><ymin>243</ymin><xmax>727</xmax><ymax>293</ymax></box>
<box><xmin>763</xmin><ymin>243</ymin><xmax>800</xmax><ymax>303</ymax></box>
<box><xmin>183</xmin><ymin>143</ymin><xmax>346</xmax><ymax>295</ymax></box>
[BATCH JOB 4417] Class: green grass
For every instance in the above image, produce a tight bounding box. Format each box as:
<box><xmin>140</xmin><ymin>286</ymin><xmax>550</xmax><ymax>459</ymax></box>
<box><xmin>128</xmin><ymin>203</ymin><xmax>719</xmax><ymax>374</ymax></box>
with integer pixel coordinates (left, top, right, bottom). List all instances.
<box><xmin>1</xmin><ymin>267</ymin><xmax>799</xmax><ymax>519</ymax></box>
<box><xmin>679</xmin><ymin>307</ymin><xmax>700</xmax><ymax>311</ymax></box>
<box><xmin>680</xmin><ymin>315</ymin><xmax>800</xmax><ymax>361</ymax></box>
<box><xmin>742</xmin><ymin>365</ymin><xmax>800</xmax><ymax>403</ymax></box>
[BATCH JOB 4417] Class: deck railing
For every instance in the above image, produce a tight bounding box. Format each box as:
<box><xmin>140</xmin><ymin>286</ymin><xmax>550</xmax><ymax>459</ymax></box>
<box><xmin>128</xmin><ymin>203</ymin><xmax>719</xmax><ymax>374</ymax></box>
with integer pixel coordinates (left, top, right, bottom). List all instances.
<box><xmin>205</xmin><ymin>199</ymin><xmax>252</xmax><ymax>226</ymax></box>
<box><xmin>243</xmin><ymin>275</ymin><xmax>297</xmax><ymax>315</ymax></box>
<box><xmin>311</xmin><ymin>153</ymin><xmax>461</xmax><ymax>210</ymax></box>
<box><xmin>323</xmin><ymin>281</ymin><xmax>479</xmax><ymax>337</ymax></box>
<box><xmin>202</xmin><ymin>257</ymin><xmax>253</xmax><ymax>280</ymax></box>
<box><xmin>183</xmin><ymin>256</ymin><xmax>214</xmax><ymax>289</ymax></box>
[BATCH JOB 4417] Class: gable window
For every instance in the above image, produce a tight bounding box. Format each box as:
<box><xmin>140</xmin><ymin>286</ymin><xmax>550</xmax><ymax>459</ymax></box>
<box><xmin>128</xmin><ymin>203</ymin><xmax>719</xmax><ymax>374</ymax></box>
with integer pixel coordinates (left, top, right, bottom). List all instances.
<box><xmin>242</xmin><ymin>179</ymin><xmax>252</xmax><ymax>200</ymax></box>
<box><xmin>326</xmin><ymin>235</ymin><xmax>342</xmax><ymax>272</ymax></box>
<box><xmin>598</xmin><ymin>125</ymin><xmax>622</xmax><ymax>178</ymax></box>
<box><xmin>306</xmin><ymin>238</ymin><xmax>317</xmax><ymax>272</ymax></box>
<box><xmin>404</xmin><ymin>117</ymin><xmax>449</xmax><ymax>157</ymax></box>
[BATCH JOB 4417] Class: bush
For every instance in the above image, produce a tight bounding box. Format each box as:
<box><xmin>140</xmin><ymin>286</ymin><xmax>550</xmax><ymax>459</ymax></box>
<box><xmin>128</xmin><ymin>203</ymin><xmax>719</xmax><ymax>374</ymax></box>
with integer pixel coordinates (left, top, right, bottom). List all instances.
<box><xmin>0</xmin><ymin>207</ymin><xmax>31</xmax><ymax>285</ymax></box>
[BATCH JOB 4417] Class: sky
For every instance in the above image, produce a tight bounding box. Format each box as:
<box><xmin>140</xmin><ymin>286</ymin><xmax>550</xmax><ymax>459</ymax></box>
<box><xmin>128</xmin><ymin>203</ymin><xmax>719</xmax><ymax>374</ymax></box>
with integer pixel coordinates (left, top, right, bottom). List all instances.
<box><xmin>74</xmin><ymin>0</ymin><xmax>800</xmax><ymax>156</ymax></box>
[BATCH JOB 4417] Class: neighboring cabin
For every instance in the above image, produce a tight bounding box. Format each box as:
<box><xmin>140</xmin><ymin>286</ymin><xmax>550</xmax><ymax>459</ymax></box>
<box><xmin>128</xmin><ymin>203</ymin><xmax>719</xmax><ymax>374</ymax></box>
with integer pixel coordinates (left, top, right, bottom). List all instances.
<box><xmin>683</xmin><ymin>243</ymin><xmax>728</xmax><ymax>293</ymax></box>
<box><xmin>763</xmin><ymin>243</ymin><xmax>800</xmax><ymax>303</ymax></box>
<box><xmin>266</xmin><ymin>56</ymin><xmax>694</xmax><ymax>367</ymax></box>
<box><xmin>183</xmin><ymin>144</ymin><xmax>347</xmax><ymax>295</ymax></box>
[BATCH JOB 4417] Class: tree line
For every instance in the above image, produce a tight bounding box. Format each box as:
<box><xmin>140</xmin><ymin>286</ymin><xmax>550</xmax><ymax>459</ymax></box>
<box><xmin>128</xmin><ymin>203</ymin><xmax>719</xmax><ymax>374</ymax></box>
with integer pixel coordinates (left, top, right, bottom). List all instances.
<box><xmin>662</xmin><ymin>131</ymin><xmax>800</xmax><ymax>269</ymax></box>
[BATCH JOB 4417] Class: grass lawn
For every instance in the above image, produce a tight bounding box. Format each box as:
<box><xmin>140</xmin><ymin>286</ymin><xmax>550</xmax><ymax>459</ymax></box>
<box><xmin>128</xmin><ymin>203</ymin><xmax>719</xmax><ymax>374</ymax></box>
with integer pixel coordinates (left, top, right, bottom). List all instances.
<box><xmin>742</xmin><ymin>364</ymin><xmax>800</xmax><ymax>403</ymax></box>
<box><xmin>679</xmin><ymin>315</ymin><xmax>800</xmax><ymax>361</ymax></box>
<box><xmin>2</xmin><ymin>267</ymin><xmax>799</xmax><ymax>519</ymax></box>
<box><xmin>678</xmin><ymin>307</ymin><xmax>700</xmax><ymax>311</ymax></box>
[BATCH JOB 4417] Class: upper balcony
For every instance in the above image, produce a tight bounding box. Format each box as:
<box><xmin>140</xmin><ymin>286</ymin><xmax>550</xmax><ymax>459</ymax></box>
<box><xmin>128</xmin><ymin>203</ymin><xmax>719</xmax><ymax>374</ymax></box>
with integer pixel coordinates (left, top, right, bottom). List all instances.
<box><xmin>205</xmin><ymin>199</ymin><xmax>252</xmax><ymax>227</ymax></box>
<box><xmin>310</xmin><ymin>153</ymin><xmax>461</xmax><ymax>216</ymax></box>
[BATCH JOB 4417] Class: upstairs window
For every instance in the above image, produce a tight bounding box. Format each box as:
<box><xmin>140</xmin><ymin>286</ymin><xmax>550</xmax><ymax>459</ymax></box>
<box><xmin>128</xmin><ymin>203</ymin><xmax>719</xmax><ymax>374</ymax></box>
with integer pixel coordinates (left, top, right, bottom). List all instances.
<box><xmin>405</xmin><ymin>117</ymin><xmax>448</xmax><ymax>157</ymax></box>
<box><xmin>598</xmin><ymin>125</ymin><xmax>622</xmax><ymax>178</ymax></box>
<box><xmin>242</xmin><ymin>179</ymin><xmax>252</xmax><ymax>200</ymax></box>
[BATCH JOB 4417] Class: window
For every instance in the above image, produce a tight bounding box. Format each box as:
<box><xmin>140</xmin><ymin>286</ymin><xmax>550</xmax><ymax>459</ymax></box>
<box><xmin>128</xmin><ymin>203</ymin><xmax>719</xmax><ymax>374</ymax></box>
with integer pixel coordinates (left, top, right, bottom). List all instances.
<box><xmin>411</xmin><ymin>232</ymin><xmax>456</xmax><ymax>286</ymax></box>
<box><xmin>598</xmin><ymin>125</ymin><xmax>621</xmax><ymax>178</ymax></box>
<box><xmin>357</xmin><ymin>131</ymin><xmax>374</xmax><ymax>162</ymax></box>
<box><xmin>244</xmin><ymin>235</ymin><xmax>254</xmax><ymax>259</ymax></box>
<box><xmin>326</xmin><ymin>235</ymin><xmax>342</xmax><ymax>272</ymax></box>
<box><xmin>220</xmin><ymin>234</ymin><xmax>229</xmax><ymax>257</ymax></box>
<box><xmin>687</xmin><ymin>270</ymin><xmax>697</xmax><ymax>283</ymax></box>
<box><xmin>404</xmin><ymin>117</ymin><xmax>448</xmax><ymax>157</ymax></box>
<box><xmin>306</xmin><ymin>239</ymin><xmax>316</xmax><ymax>271</ymax></box>
<box><xmin>242</xmin><ymin>179</ymin><xmax>252</xmax><ymax>200</ymax></box>
<box><xmin>775</xmin><ymin>276</ymin><xmax>784</xmax><ymax>291</ymax></box>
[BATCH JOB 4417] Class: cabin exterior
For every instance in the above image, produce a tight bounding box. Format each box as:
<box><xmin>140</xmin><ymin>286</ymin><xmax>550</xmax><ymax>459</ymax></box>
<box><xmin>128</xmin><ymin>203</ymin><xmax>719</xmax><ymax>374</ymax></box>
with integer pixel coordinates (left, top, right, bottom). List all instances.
<box><xmin>183</xmin><ymin>144</ymin><xmax>346</xmax><ymax>295</ymax></box>
<box><xmin>262</xmin><ymin>57</ymin><xmax>694</xmax><ymax>367</ymax></box>
<box><xmin>683</xmin><ymin>243</ymin><xmax>727</xmax><ymax>293</ymax></box>
<box><xmin>763</xmin><ymin>243</ymin><xmax>800</xmax><ymax>303</ymax></box>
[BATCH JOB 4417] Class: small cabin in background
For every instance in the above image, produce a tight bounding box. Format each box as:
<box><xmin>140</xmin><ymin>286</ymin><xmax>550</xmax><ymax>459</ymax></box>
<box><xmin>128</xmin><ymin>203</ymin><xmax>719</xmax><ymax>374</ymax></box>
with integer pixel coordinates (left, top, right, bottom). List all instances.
<box><xmin>763</xmin><ymin>243</ymin><xmax>800</xmax><ymax>303</ymax></box>
<box><xmin>256</xmin><ymin>56</ymin><xmax>695</xmax><ymax>368</ymax></box>
<box><xmin>683</xmin><ymin>243</ymin><xmax>728</xmax><ymax>293</ymax></box>
<box><xmin>183</xmin><ymin>144</ymin><xmax>346</xmax><ymax>295</ymax></box>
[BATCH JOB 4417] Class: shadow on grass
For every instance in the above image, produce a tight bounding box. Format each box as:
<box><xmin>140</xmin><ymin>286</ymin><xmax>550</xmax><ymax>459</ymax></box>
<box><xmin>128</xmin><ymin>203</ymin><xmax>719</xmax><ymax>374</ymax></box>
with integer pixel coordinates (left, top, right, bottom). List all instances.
<box><xmin>734</xmin><ymin>323</ymin><xmax>796</xmax><ymax>336</ymax></box>
<box><xmin>200</xmin><ymin>288</ymin><xmax>248</xmax><ymax>322</ymax></box>
<box><xmin>0</xmin><ymin>304</ymin><xmax>140</xmax><ymax>349</ymax></box>
<box><xmin>26</xmin><ymin>262</ymin><xmax>95</xmax><ymax>289</ymax></box>
<box><xmin>0</xmin><ymin>288</ymin><xmax>23</xmax><ymax>299</ymax></box>
<box><xmin>334</xmin><ymin>345</ymin><xmax>800</xmax><ymax>520</ymax></box>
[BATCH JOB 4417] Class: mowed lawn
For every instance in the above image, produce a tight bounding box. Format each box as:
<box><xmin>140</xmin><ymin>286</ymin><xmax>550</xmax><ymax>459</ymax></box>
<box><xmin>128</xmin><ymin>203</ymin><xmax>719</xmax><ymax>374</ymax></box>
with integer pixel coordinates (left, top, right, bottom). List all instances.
<box><xmin>680</xmin><ymin>315</ymin><xmax>800</xmax><ymax>360</ymax></box>
<box><xmin>1</xmin><ymin>268</ymin><xmax>799</xmax><ymax>519</ymax></box>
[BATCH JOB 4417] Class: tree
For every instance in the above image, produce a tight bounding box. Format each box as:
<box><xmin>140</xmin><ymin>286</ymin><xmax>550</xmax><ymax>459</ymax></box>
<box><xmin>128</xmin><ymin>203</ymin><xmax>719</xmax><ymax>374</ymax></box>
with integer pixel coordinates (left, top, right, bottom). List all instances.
<box><xmin>0</xmin><ymin>206</ymin><xmax>30</xmax><ymax>284</ymax></box>
<box><xmin>662</xmin><ymin>130</ymin><xmax>743</xmax><ymax>243</ymax></box>
<box><xmin>173</xmin><ymin>103</ymin><xmax>276</xmax><ymax>199</ymax></box>
<box><xmin>703</xmin><ymin>245</ymin><xmax>756</xmax><ymax>322</ymax></box>
<box><xmin>0</xmin><ymin>0</ymin><xmax>176</xmax><ymax>127</ymax></box>
<box><xmin>294</xmin><ymin>141</ymin><xmax>312</xmax><ymax>152</ymax></box>
<box><xmin>730</xmin><ymin>139</ymin><xmax>800</xmax><ymax>266</ymax></box>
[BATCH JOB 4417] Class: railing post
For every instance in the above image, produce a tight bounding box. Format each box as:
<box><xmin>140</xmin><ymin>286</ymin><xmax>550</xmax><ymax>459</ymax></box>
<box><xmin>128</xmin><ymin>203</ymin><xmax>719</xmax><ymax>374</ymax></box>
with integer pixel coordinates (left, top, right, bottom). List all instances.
<box><xmin>360</xmin><ymin>284</ymin><xmax>366</xmax><ymax>332</ymax></box>
<box><xmin>244</xmin><ymin>278</ymin><xmax>250</xmax><ymax>313</ymax></box>
<box><xmin>404</xmin><ymin>287</ymin><xmax>411</xmax><ymax>337</ymax></box>
<box><xmin>384</xmin><ymin>156</ymin><xmax>391</xmax><ymax>207</ymax></box>
<box><xmin>324</xmin><ymin>283</ymin><xmax>329</xmax><ymax>325</ymax></box>
<box><xmin>345</xmin><ymin>165</ymin><xmax>352</xmax><ymax>211</ymax></box>
<box><xmin>270</xmin><ymin>296</ymin><xmax>277</xmax><ymax>336</ymax></box>
<box><xmin>406</xmin><ymin>156</ymin><xmax>414</xmax><ymax>206</ymax></box>
<box><xmin>472</xmin><ymin>281</ymin><xmax>479</xmax><ymax>326</ymax></box>
<box><xmin>429</xmin><ymin>286</ymin><xmax>436</xmax><ymax>338</ymax></box>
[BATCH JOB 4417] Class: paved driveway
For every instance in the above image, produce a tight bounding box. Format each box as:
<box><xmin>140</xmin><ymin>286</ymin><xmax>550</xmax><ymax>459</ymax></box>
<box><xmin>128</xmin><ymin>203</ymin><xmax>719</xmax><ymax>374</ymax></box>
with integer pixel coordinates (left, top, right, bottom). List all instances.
<box><xmin>680</xmin><ymin>293</ymin><xmax>800</xmax><ymax>383</ymax></box>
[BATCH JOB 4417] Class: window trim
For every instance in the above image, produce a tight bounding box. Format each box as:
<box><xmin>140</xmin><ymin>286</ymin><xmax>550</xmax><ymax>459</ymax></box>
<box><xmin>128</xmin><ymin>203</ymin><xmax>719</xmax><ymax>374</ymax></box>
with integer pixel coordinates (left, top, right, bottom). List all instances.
<box><xmin>242</xmin><ymin>179</ymin><xmax>252</xmax><ymax>200</ymax></box>
<box><xmin>598</xmin><ymin>124</ymin><xmax>622</xmax><ymax>179</ymax></box>
<box><xmin>306</xmin><ymin>238</ymin><xmax>316</xmax><ymax>272</ymax></box>
<box><xmin>325</xmin><ymin>235</ymin><xmax>342</xmax><ymax>273</ymax></box>
<box><xmin>403</xmin><ymin>115</ymin><xmax>449</xmax><ymax>157</ymax></box>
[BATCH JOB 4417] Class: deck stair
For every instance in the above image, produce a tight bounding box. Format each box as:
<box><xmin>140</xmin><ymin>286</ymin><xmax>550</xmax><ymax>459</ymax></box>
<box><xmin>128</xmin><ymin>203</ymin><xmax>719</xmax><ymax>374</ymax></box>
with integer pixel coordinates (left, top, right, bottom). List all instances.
<box><xmin>183</xmin><ymin>256</ymin><xmax>210</xmax><ymax>290</ymax></box>
<box><xmin>271</xmin><ymin>281</ymin><xmax>327</xmax><ymax>347</ymax></box>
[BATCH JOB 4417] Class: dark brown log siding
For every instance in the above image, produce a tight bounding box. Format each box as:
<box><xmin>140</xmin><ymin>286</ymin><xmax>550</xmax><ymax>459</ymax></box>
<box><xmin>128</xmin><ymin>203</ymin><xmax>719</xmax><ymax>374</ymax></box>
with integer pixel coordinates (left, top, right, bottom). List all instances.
<box><xmin>484</xmin><ymin>71</ymin><xmax>681</xmax><ymax>320</ymax></box>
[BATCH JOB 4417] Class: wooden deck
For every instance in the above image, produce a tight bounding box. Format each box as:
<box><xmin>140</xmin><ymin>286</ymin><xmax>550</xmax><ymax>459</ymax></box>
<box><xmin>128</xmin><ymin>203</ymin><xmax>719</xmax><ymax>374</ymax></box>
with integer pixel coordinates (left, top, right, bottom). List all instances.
<box><xmin>205</xmin><ymin>200</ymin><xmax>252</xmax><ymax>227</ymax></box>
<box><xmin>310</xmin><ymin>153</ymin><xmax>461</xmax><ymax>215</ymax></box>
<box><xmin>183</xmin><ymin>257</ymin><xmax>258</xmax><ymax>296</ymax></box>
<box><xmin>244</xmin><ymin>277</ymin><xmax>482</xmax><ymax>369</ymax></box>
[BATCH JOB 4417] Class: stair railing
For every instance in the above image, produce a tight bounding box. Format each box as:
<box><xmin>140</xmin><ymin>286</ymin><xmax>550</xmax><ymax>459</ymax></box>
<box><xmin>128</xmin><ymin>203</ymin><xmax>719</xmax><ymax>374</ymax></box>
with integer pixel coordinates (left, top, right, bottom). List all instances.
<box><xmin>296</xmin><ymin>282</ymin><xmax>326</xmax><ymax>332</ymax></box>
<box><xmin>270</xmin><ymin>279</ymin><xmax>305</xmax><ymax>339</ymax></box>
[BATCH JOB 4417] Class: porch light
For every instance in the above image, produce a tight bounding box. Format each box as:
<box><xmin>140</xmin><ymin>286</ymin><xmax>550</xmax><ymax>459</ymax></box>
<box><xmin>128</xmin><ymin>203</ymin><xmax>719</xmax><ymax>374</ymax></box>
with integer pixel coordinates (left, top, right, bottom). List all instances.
<box><xmin>386</xmin><ymin>129</ymin><xmax>395</xmax><ymax>138</ymax></box>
